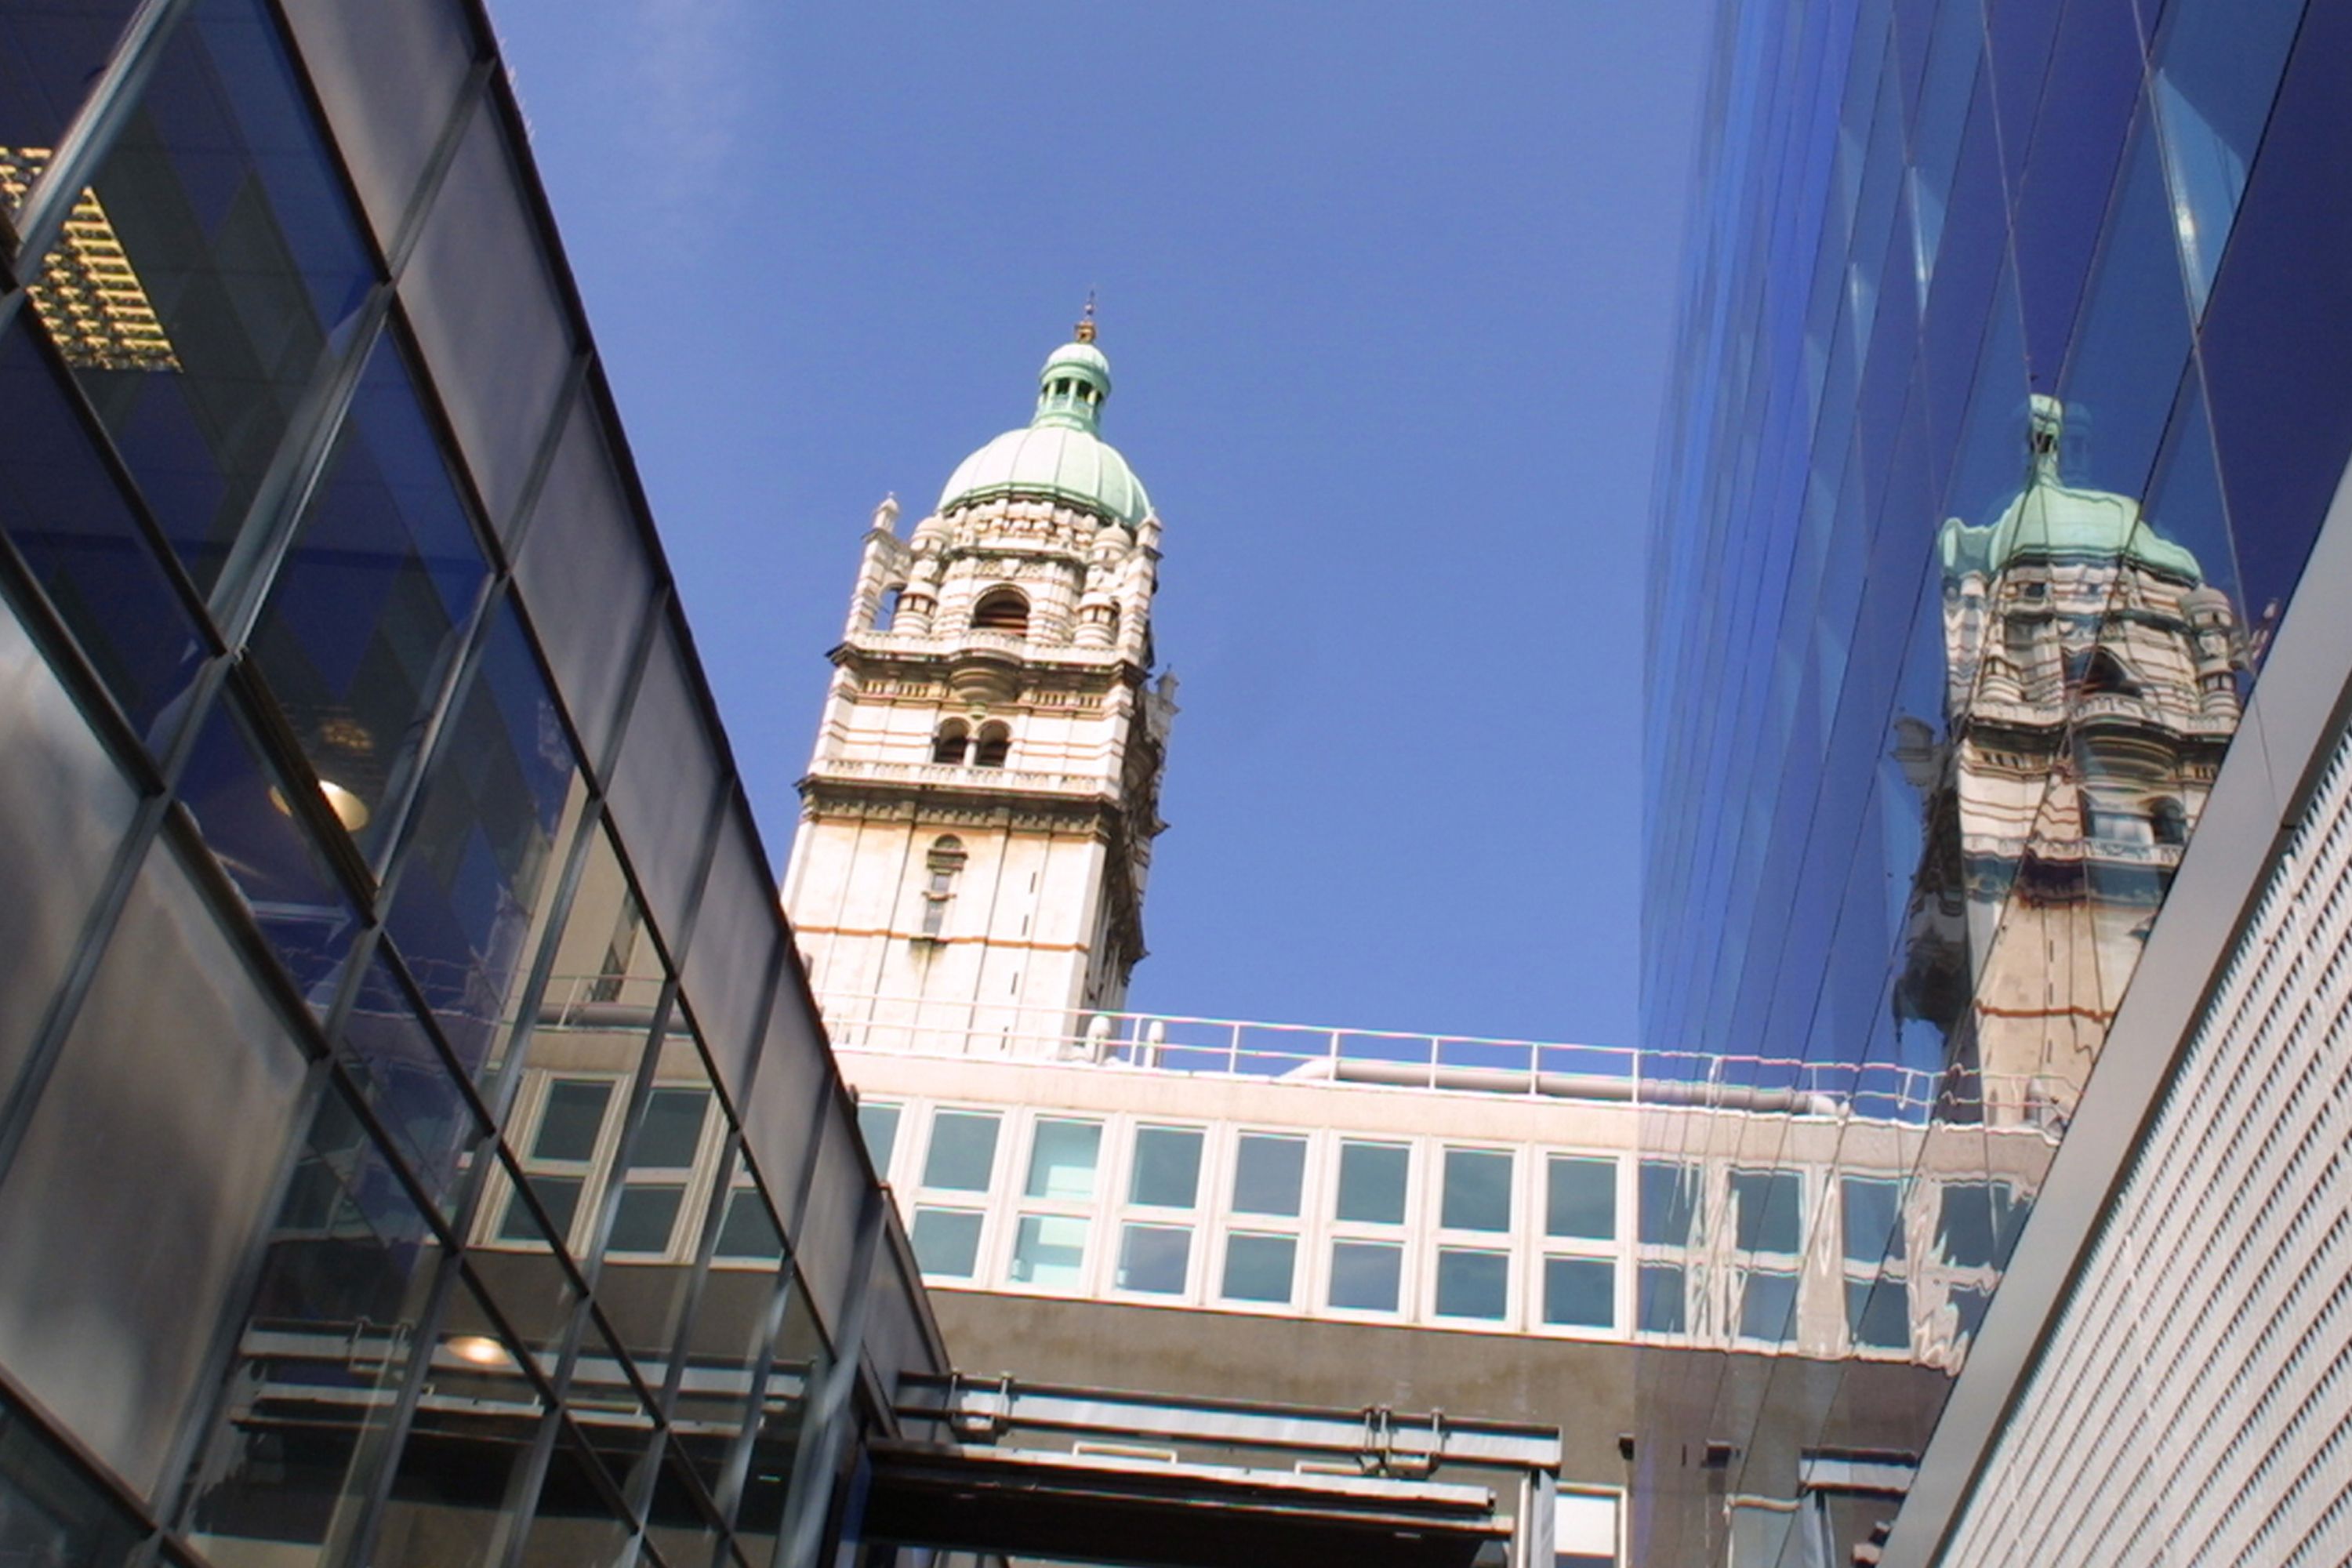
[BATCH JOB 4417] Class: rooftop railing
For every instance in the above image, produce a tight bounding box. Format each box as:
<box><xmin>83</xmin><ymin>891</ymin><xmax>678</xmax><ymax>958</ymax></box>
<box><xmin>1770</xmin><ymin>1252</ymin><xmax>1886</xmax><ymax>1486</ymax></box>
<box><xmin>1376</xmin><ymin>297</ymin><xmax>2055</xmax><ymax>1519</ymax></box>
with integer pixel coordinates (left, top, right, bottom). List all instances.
<box><xmin>811</xmin><ymin>993</ymin><xmax>2070</xmax><ymax>1127</ymax></box>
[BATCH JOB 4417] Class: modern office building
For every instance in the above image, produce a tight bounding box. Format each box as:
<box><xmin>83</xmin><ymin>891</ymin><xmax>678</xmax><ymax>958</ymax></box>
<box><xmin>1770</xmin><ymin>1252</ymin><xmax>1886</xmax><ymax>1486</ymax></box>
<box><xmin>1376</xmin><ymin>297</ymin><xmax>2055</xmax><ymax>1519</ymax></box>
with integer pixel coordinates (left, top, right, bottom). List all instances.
<box><xmin>1646</xmin><ymin>0</ymin><xmax>2352</xmax><ymax>1562</ymax></box>
<box><xmin>0</xmin><ymin>3</ymin><xmax>946</xmax><ymax>1566</ymax></box>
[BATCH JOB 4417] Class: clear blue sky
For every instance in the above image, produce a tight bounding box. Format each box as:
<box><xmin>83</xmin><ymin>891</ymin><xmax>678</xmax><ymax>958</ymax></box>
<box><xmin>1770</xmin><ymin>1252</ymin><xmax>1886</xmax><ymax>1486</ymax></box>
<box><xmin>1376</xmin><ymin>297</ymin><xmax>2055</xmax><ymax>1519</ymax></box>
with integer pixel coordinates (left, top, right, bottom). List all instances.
<box><xmin>490</xmin><ymin>2</ymin><xmax>1714</xmax><ymax>1048</ymax></box>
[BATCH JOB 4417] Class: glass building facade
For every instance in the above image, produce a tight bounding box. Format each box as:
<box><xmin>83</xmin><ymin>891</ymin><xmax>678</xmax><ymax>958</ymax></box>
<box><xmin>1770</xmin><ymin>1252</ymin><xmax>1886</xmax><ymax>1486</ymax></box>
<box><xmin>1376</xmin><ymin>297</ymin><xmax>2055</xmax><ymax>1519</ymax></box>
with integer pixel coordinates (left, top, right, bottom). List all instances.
<box><xmin>0</xmin><ymin>3</ymin><xmax>939</xmax><ymax>1566</ymax></box>
<box><xmin>1643</xmin><ymin>0</ymin><xmax>2352</xmax><ymax>1559</ymax></box>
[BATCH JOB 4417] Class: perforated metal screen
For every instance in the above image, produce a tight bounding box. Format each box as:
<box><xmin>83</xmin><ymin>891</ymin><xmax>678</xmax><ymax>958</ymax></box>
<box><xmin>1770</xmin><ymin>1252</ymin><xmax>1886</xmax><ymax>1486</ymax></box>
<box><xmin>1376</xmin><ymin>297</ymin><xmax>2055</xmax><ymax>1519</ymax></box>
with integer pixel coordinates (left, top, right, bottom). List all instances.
<box><xmin>1943</xmin><ymin>724</ymin><xmax>2352</xmax><ymax>1566</ymax></box>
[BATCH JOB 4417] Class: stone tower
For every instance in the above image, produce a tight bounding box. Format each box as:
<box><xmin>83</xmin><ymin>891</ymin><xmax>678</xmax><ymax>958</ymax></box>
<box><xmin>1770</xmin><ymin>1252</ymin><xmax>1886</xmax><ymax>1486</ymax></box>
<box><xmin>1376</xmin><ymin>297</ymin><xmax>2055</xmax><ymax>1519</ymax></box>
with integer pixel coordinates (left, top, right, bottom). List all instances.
<box><xmin>782</xmin><ymin>316</ymin><xmax>1177</xmax><ymax>1056</ymax></box>
<box><xmin>1897</xmin><ymin>395</ymin><xmax>2241</xmax><ymax>1126</ymax></box>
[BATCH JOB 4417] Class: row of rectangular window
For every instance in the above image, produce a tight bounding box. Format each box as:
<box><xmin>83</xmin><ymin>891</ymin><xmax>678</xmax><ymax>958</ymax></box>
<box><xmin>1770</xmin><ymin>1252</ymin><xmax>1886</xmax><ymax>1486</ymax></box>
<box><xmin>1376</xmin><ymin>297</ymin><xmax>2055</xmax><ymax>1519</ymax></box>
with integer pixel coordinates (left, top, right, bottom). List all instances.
<box><xmin>866</xmin><ymin>1101</ymin><xmax>2023</xmax><ymax>1351</ymax></box>
<box><xmin>869</xmin><ymin>1103</ymin><xmax>1625</xmax><ymax>1240</ymax></box>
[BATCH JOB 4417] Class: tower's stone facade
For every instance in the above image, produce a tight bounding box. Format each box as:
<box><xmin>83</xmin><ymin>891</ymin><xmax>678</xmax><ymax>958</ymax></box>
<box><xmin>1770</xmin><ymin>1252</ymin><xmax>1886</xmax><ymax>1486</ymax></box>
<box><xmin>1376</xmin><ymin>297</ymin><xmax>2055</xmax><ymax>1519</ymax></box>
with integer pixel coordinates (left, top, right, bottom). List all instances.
<box><xmin>782</xmin><ymin>323</ymin><xmax>1175</xmax><ymax>1054</ymax></box>
<box><xmin>1899</xmin><ymin>396</ymin><xmax>2242</xmax><ymax>1126</ymax></box>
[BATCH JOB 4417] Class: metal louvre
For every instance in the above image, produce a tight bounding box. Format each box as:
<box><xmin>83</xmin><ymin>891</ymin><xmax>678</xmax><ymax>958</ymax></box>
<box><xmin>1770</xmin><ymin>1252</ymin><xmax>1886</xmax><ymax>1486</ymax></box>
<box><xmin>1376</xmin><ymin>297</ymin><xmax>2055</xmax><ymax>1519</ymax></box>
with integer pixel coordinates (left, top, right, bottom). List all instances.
<box><xmin>1944</xmin><ymin>724</ymin><xmax>2352</xmax><ymax>1566</ymax></box>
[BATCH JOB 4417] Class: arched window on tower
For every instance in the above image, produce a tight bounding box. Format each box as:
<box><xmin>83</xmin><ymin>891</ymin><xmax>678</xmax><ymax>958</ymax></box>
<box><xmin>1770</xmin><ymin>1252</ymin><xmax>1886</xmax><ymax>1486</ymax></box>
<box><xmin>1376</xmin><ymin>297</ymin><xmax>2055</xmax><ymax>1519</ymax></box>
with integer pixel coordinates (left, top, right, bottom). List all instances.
<box><xmin>920</xmin><ymin>835</ymin><xmax>966</xmax><ymax>940</ymax></box>
<box><xmin>2150</xmin><ymin>796</ymin><xmax>2189</xmax><ymax>847</ymax></box>
<box><xmin>972</xmin><ymin>587</ymin><xmax>1030</xmax><ymax>637</ymax></box>
<box><xmin>874</xmin><ymin>584</ymin><xmax>902</xmax><ymax>632</ymax></box>
<box><xmin>931</xmin><ymin>720</ymin><xmax>970</xmax><ymax>765</ymax></box>
<box><xmin>2074</xmin><ymin>647</ymin><xmax>2141</xmax><ymax>698</ymax></box>
<box><xmin>974</xmin><ymin>721</ymin><xmax>1011</xmax><ymax>769</ymax></box>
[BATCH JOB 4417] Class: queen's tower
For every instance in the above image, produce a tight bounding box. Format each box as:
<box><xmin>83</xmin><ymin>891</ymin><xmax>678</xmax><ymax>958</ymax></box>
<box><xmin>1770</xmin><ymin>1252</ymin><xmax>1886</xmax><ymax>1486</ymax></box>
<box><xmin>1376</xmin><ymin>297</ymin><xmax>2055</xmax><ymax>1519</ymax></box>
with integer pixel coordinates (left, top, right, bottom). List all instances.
<box><xmin>782</xmin><ymin>314</ymin><xmax>1176</xmax><ymax>1054</ymax></box>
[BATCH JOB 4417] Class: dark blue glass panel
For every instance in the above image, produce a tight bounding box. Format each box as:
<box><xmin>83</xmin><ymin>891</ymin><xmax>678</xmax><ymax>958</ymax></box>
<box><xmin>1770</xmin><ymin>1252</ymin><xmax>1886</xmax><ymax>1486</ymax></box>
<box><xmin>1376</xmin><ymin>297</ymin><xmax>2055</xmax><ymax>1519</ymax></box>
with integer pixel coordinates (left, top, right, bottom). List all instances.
<box><xmin>2009</xmin><ymin>0</ymin><xmax>2143</xmax><ymax>389</ymax></box>
<box><xmin>249</xmin><ymin>330</ymin><xmax>489</xmax><ymax>863</ymax></box>
<box><xmin>0</xmin><ymin>318</ymin><xmax>208</xmax><ymax>743</ymax></box>
<box><xmin>1941</xmin><ymin>262</ymin><xmax>2031</xmax><ymax>532</ymax></box>
<box><xmin>1984</xmin><ymin>0</ymin><xmax>2062</xmax><ymax>194</ymax></box>
<box><xmin>0</xmin><ymin>3</ymin><xmax>140</xmax><ymax>210</ymax></box>
<box><xmin>176</xmin><ymin>688</ymin><xmax>360</xmax><ymax>1005</ymax></box>
<box><xmin>68</xmin><ymin>0</ymin><xmax>376</xmax><ymax>593</ymax></box>
<box><xmin>1907</xmin><ymin>0</ymin><xmax>1984</xmax><ymax>285</ymax></box>
<box><xmin>339</xmin><ymin>952</ymin><xmax>481</xmax><ymax>1210</ymax></box>
<box><xmin>2053</xmin><ymin>110</ymin><xmax>2192</xmax><ymax>501</ymax></box>
<box><xmin>1918</xmin><ymin>77</ymin><xmax>2007</xmax><ymax>477</ymax></box>
<box><xmin>2199</xmin><ymin>0</ymin><xmax>2352</xmax><ymax>640</ymax></box>
<box><xmin>2140</xmin><ymin>368</ymin><xmax>2251</xmax><ymax>678</ymax></box>
<box><xmin>383</xmin><ymin>599</ymin><xmax>579</xmax><ymax>1083</ymax></box>
<box><xmin>2151</xmin><ymin>0</ymin><xmax>2306</xmax><ymax>312</ymax></box>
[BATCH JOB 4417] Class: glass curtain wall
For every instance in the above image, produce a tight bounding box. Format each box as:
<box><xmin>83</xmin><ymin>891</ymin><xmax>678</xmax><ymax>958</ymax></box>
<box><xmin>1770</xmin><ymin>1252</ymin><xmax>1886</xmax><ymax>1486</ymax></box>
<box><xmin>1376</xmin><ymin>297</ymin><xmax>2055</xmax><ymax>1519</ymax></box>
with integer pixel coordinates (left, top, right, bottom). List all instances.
<box><xmin>0</xmin><ymin>4</ymin><xmax>934</xmax><ymax>1566</ymax></box>
<box><xmin>1642</xmin><ymin>0</ymin><xmax>2336</xmax><ymax>1561</ymax></box>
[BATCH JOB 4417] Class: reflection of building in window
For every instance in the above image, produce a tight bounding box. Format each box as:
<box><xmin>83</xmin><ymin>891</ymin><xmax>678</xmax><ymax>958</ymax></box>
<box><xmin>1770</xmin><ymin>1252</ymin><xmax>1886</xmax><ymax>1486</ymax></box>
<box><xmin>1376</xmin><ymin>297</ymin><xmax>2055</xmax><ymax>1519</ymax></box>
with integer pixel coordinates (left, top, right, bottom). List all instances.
<box><xmin>1900</xmin><ymin>394</ymin><xmax>2243</xmax><ymax>1127</ymax></box>
<box><xmin>1841</xmin><ymin>1176</ymin><xmax>1911</xmax><ymax>1354</ymax></box>
<box><xmin>1730</xmin><ymin>1169</ymin><xmax>1802</xmax><ymax>1344</ymax></box>
<box><xmin>588</xmin><ymin>896</ymin><xmax>644</xmax><ymax>1004</ymax></box>
<box><xmin>918</xmin><ymin>834</ymin><xmax>965</xmax><ymax>939</ymax></box>
<box><xmin>0</xmin><ymin>147</ymin><xmax>181</xmax><ymax>371</ymax></box>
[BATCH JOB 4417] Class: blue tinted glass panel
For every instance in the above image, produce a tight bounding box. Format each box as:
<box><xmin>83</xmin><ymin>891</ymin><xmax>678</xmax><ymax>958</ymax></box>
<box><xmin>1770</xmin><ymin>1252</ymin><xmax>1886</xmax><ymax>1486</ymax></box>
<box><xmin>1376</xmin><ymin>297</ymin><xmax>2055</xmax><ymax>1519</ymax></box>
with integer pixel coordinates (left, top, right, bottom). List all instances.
<box><xmin>2053</xmin><ymin>111</ymin><xmax>2192</xmax><ymax>500</ymax></box>
<box><xmin>383</xmin><ymin>600</ymin><xmax>579</xmax><ymax>1083</ymax></box>
<box><xmin>337</xmin><ymin>952</ymin><xmax>478</xmax><ymax>1209</ymax></box>
<box><xmin>1636</xmin><ymin>1265</ymin><xmax>1686</xmax><ymax>1334</ymax></box>
<box><xmin>1543</xmin><ymin>1257</ymin><xmax>1614</xmax><ymax>1329</ymax></box>
<box><xmin>2200</xmin><ymin>2</ymin><xmax>2352</xmax><ymax>643</ymax></box>
<box><xmin>1220</xmin><ymin>1234</ymin><xmax>1294</xmax><ymax>1305</ymax></box>
<box><xmin>2009</xmin><ymin>0</ymin><xmax>2143</xmax><ymax>387</ymax></box>
<box><xmin>2151</xmin><ymin>0</ymin><xmax>2303</xmax><ymax>312</ymax></box>
<box><xmin>1434</xmin><ymin>1248</ymin><xmax>1508</xmax><ymax>1320</ymax></box>
<box><xmin>1739</xmin><ymin>1269</ymin><xmax>1800</xmax><ymax>1341</ymax></box>
<box><xmin>1847</xmin><ymin>1276</ymin><xmax>1912</xmax><ymax>1348</ymax></box>
<box><xmin>1328</xmin><ymin>1240</ymin><xmax>1401</xmax><ymax>1312</ymax></box>
<box><xmin>249</xmin><ymin>330</ymin><xmax>488</xmax><ymax>862</ymax></box>
<box><xmin>69</xmin><ymin>0</ymin><xmax>376</xmax><ymax>593</ymax></box>
<box><xmin>909</xmin><ymin>1210</ymin><xmax>980</xmax><ymax>1279</ymax></box>
<box><xmin>0</xmin><ymin>321</ymin><xmax>208</xmax><ymax>742</ymax></box>
<box><xmin>176</xmin><ymin>689</ymin><xmax>361</xmax><ymax>1004</ymax></box>
<box><xmin>0</xmin><ymin>3</ymin><xmax>142</xmax><ymax>205</ymax></box>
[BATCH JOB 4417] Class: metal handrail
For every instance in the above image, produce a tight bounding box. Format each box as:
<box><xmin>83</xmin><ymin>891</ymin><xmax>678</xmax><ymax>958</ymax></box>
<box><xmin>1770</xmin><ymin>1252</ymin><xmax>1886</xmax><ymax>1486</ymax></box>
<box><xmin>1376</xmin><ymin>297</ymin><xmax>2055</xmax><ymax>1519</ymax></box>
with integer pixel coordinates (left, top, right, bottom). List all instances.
<box><xmin>807</xmin><ymin>992</ymin><xmax>2070</xmax><ymax>1127</ymax></box>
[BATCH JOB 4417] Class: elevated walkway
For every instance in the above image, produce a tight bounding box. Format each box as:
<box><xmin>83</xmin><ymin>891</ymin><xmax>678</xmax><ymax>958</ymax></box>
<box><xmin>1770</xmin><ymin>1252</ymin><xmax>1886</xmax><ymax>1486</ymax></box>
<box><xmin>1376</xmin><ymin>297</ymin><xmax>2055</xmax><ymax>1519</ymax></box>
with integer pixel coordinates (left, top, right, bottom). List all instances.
<box><xmin>863</xmin><ymin>1375</ymin><xmax>1563</xmax><ymax>1568</ymax></box>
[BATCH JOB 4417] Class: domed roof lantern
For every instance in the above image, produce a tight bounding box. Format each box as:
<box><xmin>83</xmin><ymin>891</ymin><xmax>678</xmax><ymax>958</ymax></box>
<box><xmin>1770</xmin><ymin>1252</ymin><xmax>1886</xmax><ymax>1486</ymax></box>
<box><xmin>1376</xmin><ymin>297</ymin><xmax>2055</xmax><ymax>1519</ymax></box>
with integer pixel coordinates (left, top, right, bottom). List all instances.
<box><xmin>937</xmin><ymin>301</ymin><xmax>1152</xmax><ymax>525</ymax></box>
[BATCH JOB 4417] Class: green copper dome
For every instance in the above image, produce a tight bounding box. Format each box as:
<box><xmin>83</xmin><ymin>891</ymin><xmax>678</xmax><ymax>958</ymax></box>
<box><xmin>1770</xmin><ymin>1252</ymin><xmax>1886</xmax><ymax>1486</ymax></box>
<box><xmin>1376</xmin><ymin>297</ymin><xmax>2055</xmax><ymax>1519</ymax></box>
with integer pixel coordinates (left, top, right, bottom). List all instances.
<box><xmin>1941</xmin><ymin>396</ymin><xmax>2203</xmax><ymax>581</ymax></box>
<box><xmin>937</xmin><ymin>329</ymin><xmax>1152</xmax><ymax>527</ymax></box>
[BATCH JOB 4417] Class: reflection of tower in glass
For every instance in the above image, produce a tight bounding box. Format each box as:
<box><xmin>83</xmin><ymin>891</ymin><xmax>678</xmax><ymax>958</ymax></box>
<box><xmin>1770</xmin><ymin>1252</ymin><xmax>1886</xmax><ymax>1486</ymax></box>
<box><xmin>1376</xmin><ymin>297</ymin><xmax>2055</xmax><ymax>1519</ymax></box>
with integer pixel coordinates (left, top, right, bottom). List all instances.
<box><xmin>1899</xmin><ymin>395</ymin><xmax>2242</xmax><ymax>1127</ymax></box>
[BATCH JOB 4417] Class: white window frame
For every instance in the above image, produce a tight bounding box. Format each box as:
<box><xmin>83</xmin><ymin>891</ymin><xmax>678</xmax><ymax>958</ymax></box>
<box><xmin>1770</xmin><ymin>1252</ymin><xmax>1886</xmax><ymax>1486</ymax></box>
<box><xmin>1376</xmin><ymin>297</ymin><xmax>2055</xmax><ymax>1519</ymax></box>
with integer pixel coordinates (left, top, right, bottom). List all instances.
<box><xmin>1533</xmin><ymin>1149</ymin><xmax>1626</xmax><ymax>1340</ymax></box>
<box><xmin>485</xmin><ymin>1069</ymin><xmax>633</xmax><ymax>1257</ymax></box>
<box><xmin>1209</xmin><ymin>1126</ymin><xmax>1316</xmax><ymax>1313</ymax></box>
<box><xmin>599</xmin><ymin>1078</ymin><xmax>730</xmax><ymax>1263</ymax></box>
<box><xmin>1106</xmin><ymin>1120</ymin><xmax>1210</xmax><ymax>1302</ymax></box>
<box><xmin>1426</xmin><ymin>1142</ymin><xmax>1519</xmax><ymax>1329</ymax></box>
<box><xmin>1004</xmin><ymin>1112</ymin><xmax>1106</xmax><ymax>1295</ymax></box>
<box><xmin>906</xmin><ymin>1103</ymin><xmax>1007</xmax><ymax>1283</ymax></box>
<box><xmin>1321</xmin><ymin>1136</ymin><xmax>1416</xmax><ymax>1321</ymax></box>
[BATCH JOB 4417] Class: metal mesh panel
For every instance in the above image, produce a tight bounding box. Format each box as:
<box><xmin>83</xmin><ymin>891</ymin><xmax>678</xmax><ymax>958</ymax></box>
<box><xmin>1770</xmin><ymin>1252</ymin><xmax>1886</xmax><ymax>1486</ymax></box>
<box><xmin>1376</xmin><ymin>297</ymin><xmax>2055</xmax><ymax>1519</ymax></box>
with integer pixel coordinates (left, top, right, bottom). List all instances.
<box><xmin>1944</xmin><ymin>725</ymin><xmax>2352</xmax><ymax>1566</ymax></box>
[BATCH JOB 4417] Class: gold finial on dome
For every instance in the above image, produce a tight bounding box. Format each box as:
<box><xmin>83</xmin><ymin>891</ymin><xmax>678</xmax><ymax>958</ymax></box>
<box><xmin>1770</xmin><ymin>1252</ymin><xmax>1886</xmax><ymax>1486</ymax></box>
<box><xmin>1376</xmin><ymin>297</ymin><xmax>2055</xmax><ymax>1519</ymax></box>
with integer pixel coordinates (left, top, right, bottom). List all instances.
<box><xmin>1074</xmin><ymin>291</ymin><xmax>1098</xmax><ymax>343</ymax></box>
